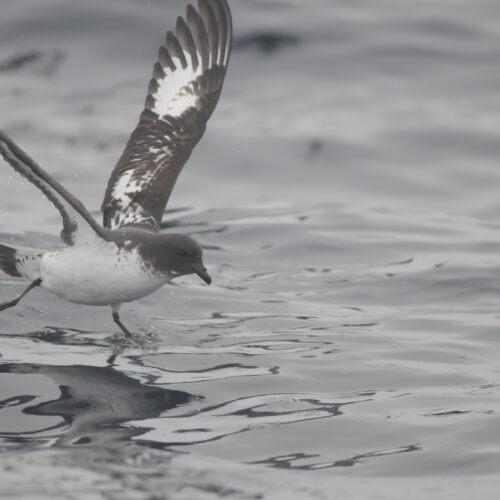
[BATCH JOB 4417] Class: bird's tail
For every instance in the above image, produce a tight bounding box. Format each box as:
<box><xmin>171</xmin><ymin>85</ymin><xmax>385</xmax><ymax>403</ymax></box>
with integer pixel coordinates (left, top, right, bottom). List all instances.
<box><xmin>0</xmin><ymin>243</ymin><xmax>42</xmax><ymax>279</ymax></box>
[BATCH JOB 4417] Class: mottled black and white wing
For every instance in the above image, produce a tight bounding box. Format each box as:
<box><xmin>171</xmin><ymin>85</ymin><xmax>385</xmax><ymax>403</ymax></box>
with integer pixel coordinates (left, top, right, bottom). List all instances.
<box><xmin>102</xmin><ymin>0</ymin><xmax>232</xmax><ymax>231</ymax></box>
<box><xmin>0</xmin><ymin>130</ymin><xmax>109</xmax><ymax>245</ymax></box>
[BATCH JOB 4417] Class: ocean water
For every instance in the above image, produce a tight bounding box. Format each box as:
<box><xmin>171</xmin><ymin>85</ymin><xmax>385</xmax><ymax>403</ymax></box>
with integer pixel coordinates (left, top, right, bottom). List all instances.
<box><xmin>1</xmin><ymin>0</ymin><xmax>500</xmax><ymax>498</ymax></box>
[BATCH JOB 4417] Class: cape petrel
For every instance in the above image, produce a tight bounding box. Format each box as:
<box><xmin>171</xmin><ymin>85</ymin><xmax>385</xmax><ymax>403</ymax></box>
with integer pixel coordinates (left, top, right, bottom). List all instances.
<box><xmin>0</xmin><ymin>0</ymin><xmax>232</xmax><ymax>338</ymax></box>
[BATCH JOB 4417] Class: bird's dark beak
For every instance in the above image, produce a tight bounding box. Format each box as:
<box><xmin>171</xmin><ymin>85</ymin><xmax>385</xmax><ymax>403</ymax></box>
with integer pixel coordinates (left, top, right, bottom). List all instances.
<box><xmin>193</xmin><ymin>264</ymin><xmax>212</xmax><ymax>285</ymax></box>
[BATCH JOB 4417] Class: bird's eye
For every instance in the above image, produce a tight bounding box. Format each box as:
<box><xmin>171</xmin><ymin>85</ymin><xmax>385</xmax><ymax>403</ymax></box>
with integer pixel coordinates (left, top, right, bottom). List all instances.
<box><xmin>178</xmin><ymin>249</ymin><xmax>189</xmax><ymax>258</ymax></box>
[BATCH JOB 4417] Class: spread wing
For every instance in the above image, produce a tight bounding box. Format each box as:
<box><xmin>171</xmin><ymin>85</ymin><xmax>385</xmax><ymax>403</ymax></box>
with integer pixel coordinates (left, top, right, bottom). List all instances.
<box><xmin>102</xmin><ymin>0</ymin><xmax>232</xmax><ymax>232</ymax></box>
<box><xmin>0</xmin><ymin>130</ymin><xmax>110</xmax><ymax>246</ymax></box>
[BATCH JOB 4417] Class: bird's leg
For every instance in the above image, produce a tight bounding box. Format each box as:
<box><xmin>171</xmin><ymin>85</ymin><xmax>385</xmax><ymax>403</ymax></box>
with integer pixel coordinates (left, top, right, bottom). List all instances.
<box><xmin>112</xmin><ymin>312</ymin><xmax>133</xmax><ymax>338</ymax></box>
<box><xmin>0</xmin><ymin>278</ymin><xmax>42</xmax><ymax>312</ymax></box>
<box><xmin>111</xmin><ymin>304</ymin><xmax>133</xmax><ymax>338</ymax></box>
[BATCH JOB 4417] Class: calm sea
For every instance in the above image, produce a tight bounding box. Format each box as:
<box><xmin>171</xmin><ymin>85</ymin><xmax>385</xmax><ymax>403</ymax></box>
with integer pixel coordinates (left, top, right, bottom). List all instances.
<box><xmin>1</xmin><ymin>0</ymin><xmax>500</xmax><ymax>498</ymax></box>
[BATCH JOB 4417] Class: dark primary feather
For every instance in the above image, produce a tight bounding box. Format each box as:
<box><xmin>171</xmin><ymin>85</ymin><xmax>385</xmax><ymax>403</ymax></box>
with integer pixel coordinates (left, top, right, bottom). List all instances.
<box><xmin>102</xmin><ymin>0</ymin><xmax>232</xmax><ymax>232</ymax></box>
<box><xmin>0</xmin><ymin>130</ymin><xmax>109</xmax><ymax>245</ymax></box>
<box><xmin>0</xmin><ymin>243</ymin><xmax>21</xmax><ymax>277</ymax></box>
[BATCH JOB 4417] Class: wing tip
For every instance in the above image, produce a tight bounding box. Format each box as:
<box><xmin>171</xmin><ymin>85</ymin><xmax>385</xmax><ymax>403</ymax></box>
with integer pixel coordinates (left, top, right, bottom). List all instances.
<box><xmin>143</xmin><ymin>0</ymin><xmax>232</xmax><ymax>119</ymax></box>
<box><xmin>158</xmin><ymin>0</ymin><xmax>232</xmax><ymax>77</ymax></box>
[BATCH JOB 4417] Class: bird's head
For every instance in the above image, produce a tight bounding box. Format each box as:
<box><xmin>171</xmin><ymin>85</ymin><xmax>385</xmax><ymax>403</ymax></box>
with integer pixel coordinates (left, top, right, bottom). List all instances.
<box><xmin>139</xmin><ymin>233</ymin><xmax>211</xmax><ymax>284</ymax></box>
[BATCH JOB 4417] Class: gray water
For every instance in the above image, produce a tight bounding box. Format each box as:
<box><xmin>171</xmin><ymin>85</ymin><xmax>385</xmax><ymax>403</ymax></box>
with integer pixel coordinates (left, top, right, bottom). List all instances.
<box><xmin>1</xmin><ymin>0</ymin><xmax>500</xmax><ymax>498</ymax></box>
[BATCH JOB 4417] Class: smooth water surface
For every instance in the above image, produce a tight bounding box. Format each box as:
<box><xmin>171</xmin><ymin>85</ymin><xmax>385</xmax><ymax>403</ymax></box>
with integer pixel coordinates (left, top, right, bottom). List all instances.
<box><xmin>1</xmin><ymin>0</ymin><xmax>500</xmax><ymax>498</ymax></box>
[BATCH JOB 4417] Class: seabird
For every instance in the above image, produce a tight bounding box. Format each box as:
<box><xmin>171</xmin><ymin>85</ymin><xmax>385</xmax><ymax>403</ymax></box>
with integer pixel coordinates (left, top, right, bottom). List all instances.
<box><xmin>0</xmin><ymin>0</ymin><xmax>232</xmax><ymax>338</ymax></box>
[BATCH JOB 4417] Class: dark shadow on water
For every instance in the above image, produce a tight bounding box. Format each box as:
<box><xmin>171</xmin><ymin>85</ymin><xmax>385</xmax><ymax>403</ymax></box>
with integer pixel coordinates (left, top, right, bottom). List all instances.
<box><xmin>0</xmin><ymin>49</ymin><xmax>65</xmax><ymax>75</ymax></box>
<box><xmin>234</xmin><ymin>32</ymin><xmax>301</xmax><ymax>55</ymax></box>
<box><xmin>0</xmin><ymin>363</ymin><xmax>193</xmax><ymax>447</ymax></box>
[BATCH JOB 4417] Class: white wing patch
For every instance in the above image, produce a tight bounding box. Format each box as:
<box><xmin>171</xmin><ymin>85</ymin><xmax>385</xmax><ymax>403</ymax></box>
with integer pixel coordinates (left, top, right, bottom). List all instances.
<box><xmin>151</xmin><ymin>51</ymin><xmax>202</xmax><ymax>118</ymax></box>
<box><xmin>110</xmin><ymin>169</ymin><xmax>157</xmax><ymax>228</ymax></box>
<box><xmin>111</xmin><ymin>169</ymin><xmax>155</xmax><ymax>200</ymax></box>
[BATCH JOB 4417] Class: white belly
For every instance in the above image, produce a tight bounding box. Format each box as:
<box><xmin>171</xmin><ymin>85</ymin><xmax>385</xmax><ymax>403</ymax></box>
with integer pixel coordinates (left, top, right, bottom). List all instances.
<box><xmin>40</xmin><ymin>242</ymin><xmax>167</xmax><ymax>306</ymax></box>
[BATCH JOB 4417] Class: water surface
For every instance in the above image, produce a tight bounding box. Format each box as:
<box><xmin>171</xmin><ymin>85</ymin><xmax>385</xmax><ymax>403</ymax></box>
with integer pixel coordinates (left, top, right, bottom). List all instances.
<box><xmin>1</xmin><ymin>0</ymin><xmax>500</xmax><ymax>498</ymax></box>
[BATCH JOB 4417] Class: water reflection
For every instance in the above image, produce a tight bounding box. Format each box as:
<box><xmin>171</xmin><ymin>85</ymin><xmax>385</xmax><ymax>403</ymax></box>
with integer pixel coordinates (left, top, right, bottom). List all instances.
<box><xmin>131</xmin><ymin>393</ymin><xmax>363</xmax><ymax>446</ymax></box>
<box><xmin>251</xmin><ymin>445</ymin><xmax>421</xmax><ymax>470</ymax></box>
<box><xmin>0</xmin><ymin>363</ymin><xmax>192</xmax><ymax>447</ymax></box>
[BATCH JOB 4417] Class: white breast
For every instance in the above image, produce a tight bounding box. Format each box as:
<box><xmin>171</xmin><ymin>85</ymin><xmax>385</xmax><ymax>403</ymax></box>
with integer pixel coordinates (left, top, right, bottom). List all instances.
<box><xmin>40</xmin><ymin>241</ymin><xmax>167</xmax><ymax>306</ymax></box>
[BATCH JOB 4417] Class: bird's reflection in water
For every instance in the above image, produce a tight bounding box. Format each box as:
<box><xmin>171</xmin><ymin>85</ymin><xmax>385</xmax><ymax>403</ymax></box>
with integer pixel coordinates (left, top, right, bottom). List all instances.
<box><xmin>106</xmin><ymin>335</ymin><xmax>160</xmax><ymax>365</ymax></box>
<box><xmin>0</xmin><ymin>363</ymin><xmax>192</xmax><ymax>446</ymax></box>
